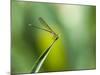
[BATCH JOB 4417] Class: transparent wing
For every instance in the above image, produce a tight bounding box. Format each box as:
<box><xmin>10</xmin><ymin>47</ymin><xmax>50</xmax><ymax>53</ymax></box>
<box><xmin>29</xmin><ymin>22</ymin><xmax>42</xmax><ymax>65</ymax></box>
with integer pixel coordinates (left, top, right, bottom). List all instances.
<box><xmin>38</xmin><ymin>17</ymin><xmax>55</xmax><ymax>33</ymax></box>
<box><xmin>28</xmin><ymin>24</ymin><xmax>51</xmax><ymax>33</ymax></box>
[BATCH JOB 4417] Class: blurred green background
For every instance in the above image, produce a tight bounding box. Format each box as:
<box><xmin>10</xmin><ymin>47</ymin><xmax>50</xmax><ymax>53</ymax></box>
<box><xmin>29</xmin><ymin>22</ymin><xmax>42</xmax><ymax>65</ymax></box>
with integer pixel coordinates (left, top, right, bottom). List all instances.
<box><xmin>11</xmin><ymin>0</ymin><xmax>96</xmax><ymax>74</ymax></box>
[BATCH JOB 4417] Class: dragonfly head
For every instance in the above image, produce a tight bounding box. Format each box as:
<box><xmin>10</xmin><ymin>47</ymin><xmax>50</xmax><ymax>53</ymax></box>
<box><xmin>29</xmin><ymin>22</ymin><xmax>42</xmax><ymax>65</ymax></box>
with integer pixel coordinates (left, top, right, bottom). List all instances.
<box><xmin>54</xmin><ymin>33</ymin><xmax>59</xmax><ymax>41</ymax></box>
<box><xmin>55</xmin><ymin>36</ymin><xmax>59</xmax><ymax>40</ymax></box>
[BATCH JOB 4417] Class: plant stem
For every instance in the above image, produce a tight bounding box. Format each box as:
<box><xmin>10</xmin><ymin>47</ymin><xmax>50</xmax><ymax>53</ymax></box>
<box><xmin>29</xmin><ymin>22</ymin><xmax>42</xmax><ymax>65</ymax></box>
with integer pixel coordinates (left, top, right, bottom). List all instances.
<box><xmin>31</xmin><ymin>38</ymin><xmax>58</xmax><ymax>73</ymax></box>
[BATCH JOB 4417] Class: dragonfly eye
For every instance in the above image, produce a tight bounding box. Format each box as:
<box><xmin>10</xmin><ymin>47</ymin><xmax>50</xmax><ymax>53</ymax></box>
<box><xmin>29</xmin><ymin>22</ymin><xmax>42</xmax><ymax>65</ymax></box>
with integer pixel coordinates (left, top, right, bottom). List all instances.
<box><xmin>54</xmin><ymin>36</ymin><xmax>59</xmax><ymax>41</ymax></box>
<box><xmin>56</xmin><ymin>37</ymin><xmax>59</xmax><ymax>40</ymax></box>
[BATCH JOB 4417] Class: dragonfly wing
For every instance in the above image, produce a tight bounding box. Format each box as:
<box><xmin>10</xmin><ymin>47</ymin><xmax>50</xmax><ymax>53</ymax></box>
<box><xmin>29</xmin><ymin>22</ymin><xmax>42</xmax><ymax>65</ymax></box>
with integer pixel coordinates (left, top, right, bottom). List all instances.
<box><xmin>28</xmin><ymin>24</ymin><xmax>51</xmax><ymax>33</ymax></box>
<box><xmin>38</xmin><ymin>17</ymin><xmax>55</xmax><ymax>33</ymax></box>
<box><xmin>38</xmin><ymin>17</ymin><xmax>58</xmax><ymax>40</ymax></box>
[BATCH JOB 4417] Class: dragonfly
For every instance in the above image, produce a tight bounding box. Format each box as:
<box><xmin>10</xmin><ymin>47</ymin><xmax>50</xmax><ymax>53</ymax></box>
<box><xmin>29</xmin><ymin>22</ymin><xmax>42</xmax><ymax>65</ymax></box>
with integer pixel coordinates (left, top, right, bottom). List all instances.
<box><xmin>29</xmin><ymin>17</ymin><xmax>59</xmax><ymax>73</ymax></box>
<box><xmin>29</xmin><ymin>17</ymin><xmax>59</xmax><ymax>41</ymax></box>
